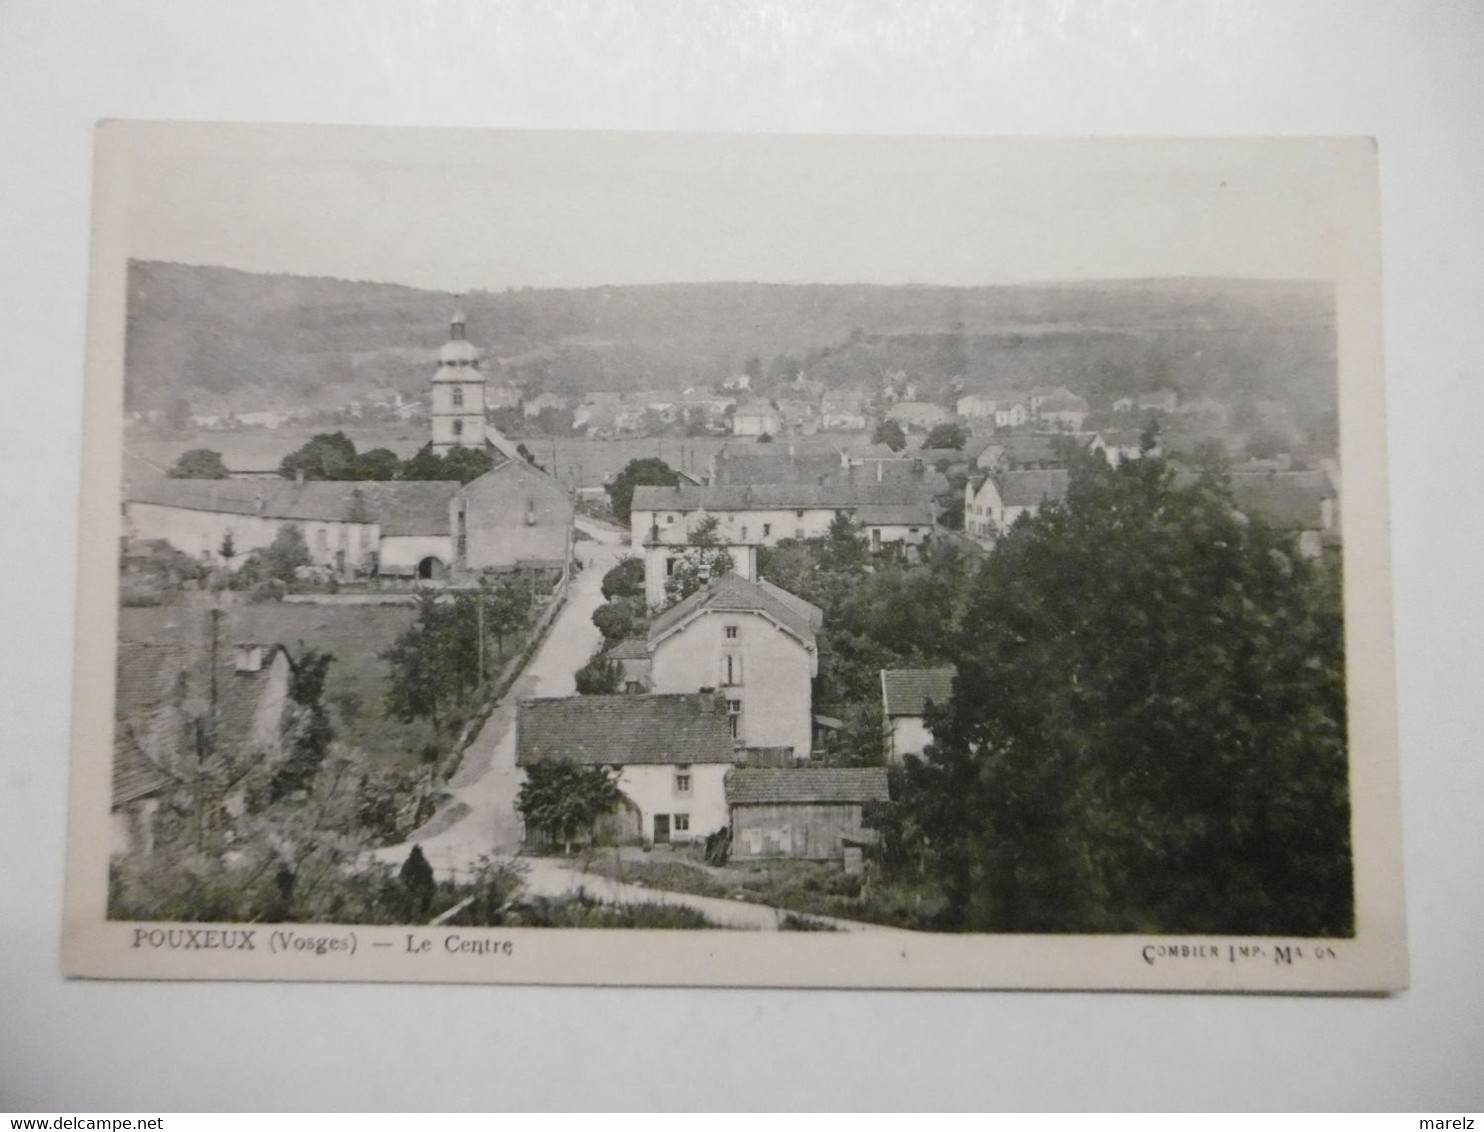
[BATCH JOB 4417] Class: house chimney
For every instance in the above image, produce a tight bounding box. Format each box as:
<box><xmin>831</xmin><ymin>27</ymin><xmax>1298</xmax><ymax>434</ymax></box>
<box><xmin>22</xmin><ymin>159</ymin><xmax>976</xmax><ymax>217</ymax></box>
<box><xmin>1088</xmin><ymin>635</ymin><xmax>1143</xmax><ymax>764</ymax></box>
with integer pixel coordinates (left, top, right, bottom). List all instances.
<box><xmin>233</xmin><ymin>643</ymin><xmax>265</xmax><ymax>673</ymax></box>
<box><xmin>698</xmin><ymin>686</ymin><xmax>717</xmax><ymax>713</ymax></box>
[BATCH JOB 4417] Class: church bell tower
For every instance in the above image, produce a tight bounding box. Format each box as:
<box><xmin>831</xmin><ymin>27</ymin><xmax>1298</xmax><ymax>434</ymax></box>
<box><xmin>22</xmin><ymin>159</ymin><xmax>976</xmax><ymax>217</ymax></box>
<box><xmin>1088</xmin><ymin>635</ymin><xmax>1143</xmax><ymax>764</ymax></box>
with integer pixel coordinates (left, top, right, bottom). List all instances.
<box><xmin>429</xmin><ymin>307</ymin><xmax>487</xmax><ymax>455</ymax></box>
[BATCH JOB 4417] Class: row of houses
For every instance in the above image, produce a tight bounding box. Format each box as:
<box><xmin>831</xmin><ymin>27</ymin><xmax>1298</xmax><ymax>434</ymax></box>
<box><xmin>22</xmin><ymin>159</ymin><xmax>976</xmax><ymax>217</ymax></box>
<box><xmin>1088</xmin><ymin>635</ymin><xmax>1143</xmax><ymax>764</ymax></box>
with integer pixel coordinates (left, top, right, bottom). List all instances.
<box><xmin>514</xmin><ymin>570</ymin><xmax>894</xmax><ymax>860</ymax></box>
<box><xmin>123</xmin><ymin>457</ymin><xmax>575</xmax><ymax>581</ymax></box>
<box><xmin>516</xmin><ymin>691</ymin><xmax>890</xmax><ymax>860</ymax></box>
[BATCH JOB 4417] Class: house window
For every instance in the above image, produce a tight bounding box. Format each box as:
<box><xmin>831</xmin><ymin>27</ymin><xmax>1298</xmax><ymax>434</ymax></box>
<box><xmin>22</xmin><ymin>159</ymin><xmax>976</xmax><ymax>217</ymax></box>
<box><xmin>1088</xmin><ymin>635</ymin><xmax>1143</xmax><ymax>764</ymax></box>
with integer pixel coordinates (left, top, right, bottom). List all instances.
<box><xmin>665</xmin><ymin>557</ymin><xmax>678</xmax><ymax>577</ymax></box>
<box><xmin>675</xmin><ymin>770</ymin><xmax>692</xmax><ymax>795</ymax></box>
<box><xmin>452</xmin><ymin>419</ymin><xmax>463</xmax><ymax>439</ymax></box>
<box><xmin>315</xmin><ymin>528</ymin><xmax>327</xmax><ymax>551</ymax></box>
<box><xmin>665</xmin><ymin>514</ymin><xmax>675</xmax><ymax>525</ymax></box>
<box><xmin>795</xmin><ymin>527</ymin><xmax>804</xmax><ymax>540</ymax></box>
<box><xmin>724</xmin><ymin>625</ymin><xmax>739</xmax><ymax>640</ymax></box>
<box><xmin>740</xmin><ymin>526</ymin><xmax>748</xmax><ymax>541</ymax></box>
<box><xmin>722</xmin><ymin>652</ymin><xmax>744</xmax><ymax>686</ymax></box>
<box><xmin>452</xmin><ymin>386</ymin><xmax>464</xmax><ymax>408</ymax></box>
<box><xmin>762</xmin><ymin>523</ymin><xmax>771</xmax><ymax>538</ymax></box>
<box><xmin>359</xmin><ymin>526</ymin><xmax>370</xmax><ymax>549</ymax></box>
<box><xmin>727</xmin><ymin>699</ymin><xmax>742</xmax><ymax>739</ymax></box>
<box><xmin>674</xmin><ymin>814</ymin><xmax>690</xmax><ymax>833</ymax></box>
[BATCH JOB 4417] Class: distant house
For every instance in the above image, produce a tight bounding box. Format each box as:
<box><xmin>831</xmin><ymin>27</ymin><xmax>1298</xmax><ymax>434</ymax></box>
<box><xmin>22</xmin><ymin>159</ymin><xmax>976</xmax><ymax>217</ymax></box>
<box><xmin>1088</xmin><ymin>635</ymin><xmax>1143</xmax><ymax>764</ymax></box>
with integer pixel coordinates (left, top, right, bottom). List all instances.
<box><xmin>647</xmin><ymin>573</ymin><xmax>822</xmax><ymax>759</ymax></box>
<box><xmin>632</xmin><ymin>481</ymin><xmax>938</xmax><ymax>607</ymax></box>
<box><xmin>1036</xmin><ymin>390</ymin><xmax>1090</xmax><ymax>431</ymax></box>
<box><xmin>515</xmin><ymin>692</ymin><xmax>736</xmax><ymax>847</ymax></box>
<box><xmin>1100</xmin><ymin>428</ymin><xmax>1160</xmax><ymax>466</ymax></box>
<box><xmin>955</xmin><ymin>393</ymin><xmax>999</xmax><ymax>420</ymax></box>
<box><xmin>1227</xmin><ymin>470</ymin><xmax>1339</xmax><ymax>558</ymax></box>
<box><xmin>964</xmin><ymin>469</ymin><xmax>1071</xmax><ymax>543</ymax></box>
<box><xmin>522</xmin><ymin>392</ymin><xmax>571</xmax><ymax>420</ymax></box>
<box><xmin>775</xmin><ymin>398</ymin><xmax>818</xmax><ymax>435</ymax></box>
<box><xmin>886</xmin><ymin>401</ymin><xmax>951</xmax><ymax>431</ymax></box>
<box><xmin>727</xmin><ymin>768</ymin><xmax>890</xmax><ymax>860</ymax></box>
<box><xmin>820</xmin><ymin>390</ymin><xmax>868</xmax><ymax>431</ymax></box>
<box><xmin>732</xmin><ymin>400</ymin><xmax>782</xmax><ymax>437</ymax></box>
<box><xmin>880</xmin><ymin>666</ymin><xmax>956</xmax><ymax>762</ymax></box>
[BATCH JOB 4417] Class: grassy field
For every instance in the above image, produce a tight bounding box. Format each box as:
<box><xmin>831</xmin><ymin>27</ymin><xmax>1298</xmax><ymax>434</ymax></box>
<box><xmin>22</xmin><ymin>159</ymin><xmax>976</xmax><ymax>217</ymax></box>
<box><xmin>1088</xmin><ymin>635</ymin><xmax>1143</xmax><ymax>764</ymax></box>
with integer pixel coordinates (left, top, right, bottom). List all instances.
<box><xmin>119</xmin><ymin>596</ymin><xmax>434</xmax><ymax>769</ymax></box>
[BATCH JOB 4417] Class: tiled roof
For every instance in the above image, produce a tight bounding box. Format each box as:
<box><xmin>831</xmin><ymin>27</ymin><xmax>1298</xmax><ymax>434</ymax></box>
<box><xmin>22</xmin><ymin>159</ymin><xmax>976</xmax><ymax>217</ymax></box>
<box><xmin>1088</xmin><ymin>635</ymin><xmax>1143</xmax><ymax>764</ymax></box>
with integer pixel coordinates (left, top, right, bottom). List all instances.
<box><xmin>855</xmin><ymin>502</ymin><xmax>935</xmax><ymax>527</ymax></box>
<box><xmin>516</xmin><ymin>693</ymin><xmax>736</xmax><ymax>766</ymax></box>
<box><xmin>726</xmin><ymin>768</ymin><xmax>891</xmax><ymax>806</ymax></box>
<box><xmin>1228</xmin><ymin>471</ymin><xmax>1334</xmax><ymax>531</ymax></box>
<box><xmin>632</xmin><ymin>479</ymin><xmax>937</xmax><ymax>514</ymax></box>
<box><xmin>602</xmin><ymin>638</ymin><xmax>652</xmax><ymax>660</ymax></box>
<box><xmin>995</xmin><ymin>435</ymin><xmax>1064</xmax><ymax>466</ymax></box>
<box><xmin>996</xmin><ymin>469</ymin><xmax>1071</xmax><ymax>508</ymax></box>
<box><xmin>126</xmin><ymin>478</ymin><xmax>459</xmax><ymax>537</ymax></box>
<box><xmin>112</xmin><ymin>741</ymin><xmax>172</xmax><ymax>807</ymax></box>
<box><xmin>648</xmin><ymin>573</ymin><xmax>822</xmax><ymax>645</ymax></box>
<box><xmin>880</xmin><ymin>666</ymin><xmax>957</xmax><ymax>717</ymax></box>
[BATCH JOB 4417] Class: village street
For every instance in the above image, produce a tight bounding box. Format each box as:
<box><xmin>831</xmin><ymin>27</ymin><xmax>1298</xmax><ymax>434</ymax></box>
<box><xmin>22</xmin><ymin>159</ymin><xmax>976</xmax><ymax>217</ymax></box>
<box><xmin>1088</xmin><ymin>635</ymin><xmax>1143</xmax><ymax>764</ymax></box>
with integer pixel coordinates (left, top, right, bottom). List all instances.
<box><xmin>372</xmin><ymin>515</ymin><xmax>911</xmax><ymax>934</ymax></box>
<box><xmin>376</xmin><ymin>514</ymin><xmax>627</xmax><ymax>877</ymax></box>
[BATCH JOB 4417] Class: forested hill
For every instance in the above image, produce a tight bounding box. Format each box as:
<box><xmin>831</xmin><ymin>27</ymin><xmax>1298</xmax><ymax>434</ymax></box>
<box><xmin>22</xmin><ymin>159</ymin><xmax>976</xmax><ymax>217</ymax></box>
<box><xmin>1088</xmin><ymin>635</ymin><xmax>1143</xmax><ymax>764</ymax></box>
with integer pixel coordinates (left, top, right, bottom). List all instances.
<box><xmin>124</xmin><ymin>260</ymin><xmax>1337</xmax><ymax>419</ymax></box>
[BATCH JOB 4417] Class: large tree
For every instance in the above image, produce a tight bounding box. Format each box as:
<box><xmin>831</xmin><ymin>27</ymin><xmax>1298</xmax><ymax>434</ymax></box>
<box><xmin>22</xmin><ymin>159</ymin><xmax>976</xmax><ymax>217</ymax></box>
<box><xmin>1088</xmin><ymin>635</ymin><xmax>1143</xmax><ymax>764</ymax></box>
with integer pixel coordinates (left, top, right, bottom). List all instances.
<box><xmin>873</xmin><ymin>419</ymin><xmax>907</xmax><ymax>452</ymax></box>
<box><xmin>168</xmin><ymin>448</ymin><xmax>231</xmax><ymax>479</ymax></box>
<box><xmin>901</xmin><ymin>458</ymin><xmax>1351</xmax><ymax>936</ymax></box>
<box><xmin>605</xmin><ymin>457</ymin><xmax>680</xmax><ymax>525</ymax></box>
<box><xmin>516</xmin><ymin>761</ymin><xmax>624</xmax><ymax>853</ymax></box>
<box><xmin>923</xmin><ymin>422</ymin><xmax>970</xmax><ymax>451</ymax></box>
<box><xmin>279</xmin><ymin>431</ymin><xmax>360</xmax><ymax>480</ymax></box>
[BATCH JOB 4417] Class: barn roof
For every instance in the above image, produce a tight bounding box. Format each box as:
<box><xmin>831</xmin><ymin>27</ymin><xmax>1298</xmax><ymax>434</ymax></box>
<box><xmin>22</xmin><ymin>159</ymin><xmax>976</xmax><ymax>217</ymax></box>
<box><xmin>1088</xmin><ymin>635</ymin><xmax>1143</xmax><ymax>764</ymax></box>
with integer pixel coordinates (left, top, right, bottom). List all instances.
<box><xmin>648</xmin><ymin>573</ymin><xmax>822</xmax><ymax>646</ymax></box>
<box><xmin>880</xmin><ymin>666</ymin><xmax>957</xmax><ymax>717</ymax></box>
<box><xmin>516</xmin><ymin>693</ymin><xmax>735</xmax><ymax>766</ymax></box>
<box><xmin>996</xmin><ymin>469</ymin><xmax>1071</xmax><ymax>508</ymax></box>
<box><xmin>632</xmin><ymin>479</ymin><xmax>937</xmax><ymax>514</ymax></box>
<box><xmin>126</xmin><ymin>477</ymin><xmax>459</xmax><ymax>536</ymax></box>
<box><xmin>726</xmin><ymin>768</ymin><xmax>891</xmax><ymax>806</ymax></box>
<box><xmin>602</xmin><ymin>638</ymin><xmax>652</xmax><ymax>661</ymax></box>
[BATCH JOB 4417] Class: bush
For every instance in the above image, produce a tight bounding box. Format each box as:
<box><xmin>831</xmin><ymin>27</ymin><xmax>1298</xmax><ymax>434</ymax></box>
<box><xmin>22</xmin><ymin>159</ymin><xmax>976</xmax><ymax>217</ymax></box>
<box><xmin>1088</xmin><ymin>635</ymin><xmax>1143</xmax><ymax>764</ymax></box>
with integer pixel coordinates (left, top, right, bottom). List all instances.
<box><xmin>600</xmin><ymin>557</ymin><xmax>646</xmax><ymax>601</ymax></box>
<box><xmin>250</xmin><ymin>579</ymin><xmax>287</xmax><ymax>603</ymax></box>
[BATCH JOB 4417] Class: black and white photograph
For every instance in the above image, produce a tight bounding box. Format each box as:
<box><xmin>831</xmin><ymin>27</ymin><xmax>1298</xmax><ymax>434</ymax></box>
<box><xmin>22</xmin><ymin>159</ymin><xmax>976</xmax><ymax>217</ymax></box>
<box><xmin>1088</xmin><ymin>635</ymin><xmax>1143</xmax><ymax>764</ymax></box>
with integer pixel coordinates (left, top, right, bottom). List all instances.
<box><xmin>62</xmin><ymin>123</ymin><xmax>1404</xmax><ymax>990</ymax></box>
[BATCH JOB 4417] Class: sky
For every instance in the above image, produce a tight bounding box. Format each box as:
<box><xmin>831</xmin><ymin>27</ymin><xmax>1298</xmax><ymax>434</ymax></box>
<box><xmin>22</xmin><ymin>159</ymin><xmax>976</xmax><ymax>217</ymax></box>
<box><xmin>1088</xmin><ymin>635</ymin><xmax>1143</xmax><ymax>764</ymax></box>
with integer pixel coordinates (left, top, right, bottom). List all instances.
<box><xmin>107</xmin><ymin>123</ymin><xmax>1367</xmax><ymax>293</ymax></box>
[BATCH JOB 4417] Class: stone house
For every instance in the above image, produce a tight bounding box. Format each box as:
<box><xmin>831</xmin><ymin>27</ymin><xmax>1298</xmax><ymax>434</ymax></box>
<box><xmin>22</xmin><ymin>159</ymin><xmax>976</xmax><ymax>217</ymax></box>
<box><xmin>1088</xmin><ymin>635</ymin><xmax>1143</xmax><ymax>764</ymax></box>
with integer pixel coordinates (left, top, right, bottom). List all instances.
<box><xmin>880</xmin><ymin>666</ymin><xmax>956</xmax><ymax>762</ymax></box>
<box><xmin>515</xmin><ymin>691</ymin><xmax>736</xmax><ymax>847</ymax></box>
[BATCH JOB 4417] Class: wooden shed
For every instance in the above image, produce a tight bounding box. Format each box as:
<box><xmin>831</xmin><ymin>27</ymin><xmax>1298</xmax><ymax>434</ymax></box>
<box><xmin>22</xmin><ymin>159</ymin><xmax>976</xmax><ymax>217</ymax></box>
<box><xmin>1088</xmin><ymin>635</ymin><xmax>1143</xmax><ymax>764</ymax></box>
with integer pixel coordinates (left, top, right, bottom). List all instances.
<box><xmin>726</xmin><ymin>768</ymin><xmax>890</xmax><ymax>861</ymax></box>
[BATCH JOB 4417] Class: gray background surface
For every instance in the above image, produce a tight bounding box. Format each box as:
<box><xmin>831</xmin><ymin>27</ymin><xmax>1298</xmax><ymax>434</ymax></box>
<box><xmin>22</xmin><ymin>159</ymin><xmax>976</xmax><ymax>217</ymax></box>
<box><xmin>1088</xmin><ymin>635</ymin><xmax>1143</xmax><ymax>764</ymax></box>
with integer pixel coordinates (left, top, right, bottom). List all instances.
<box><xmin>1</xmin><ymin>0</ymin><xmax>1480</xmax><ymax>1111</ymax></box>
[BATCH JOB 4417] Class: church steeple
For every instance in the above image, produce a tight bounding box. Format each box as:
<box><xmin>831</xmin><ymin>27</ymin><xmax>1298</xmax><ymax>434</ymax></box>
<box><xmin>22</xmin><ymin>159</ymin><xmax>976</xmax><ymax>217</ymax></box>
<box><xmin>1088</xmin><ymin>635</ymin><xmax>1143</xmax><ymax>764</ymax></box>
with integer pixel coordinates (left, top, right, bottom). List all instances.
<box><xmin>429</xmin><ymin>305</ymin><xmax>486</xmax><ymax>455</ymax></box>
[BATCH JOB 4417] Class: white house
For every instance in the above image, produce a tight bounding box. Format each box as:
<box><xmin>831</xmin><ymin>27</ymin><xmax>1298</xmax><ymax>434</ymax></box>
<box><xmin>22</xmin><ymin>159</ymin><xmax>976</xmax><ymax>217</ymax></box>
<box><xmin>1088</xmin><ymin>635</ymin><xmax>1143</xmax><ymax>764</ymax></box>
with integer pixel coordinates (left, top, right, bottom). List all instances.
<box><xmin>732</xmin><ymin>399</ymin><xmax>782</xmax><ymax>437</ymax></box>
<box><xmin>964</xmin><ymin>468</ymin><xmax>1071</xmax><ymax>543</ymax></box>
<box><xmin>880</xmin><ymin>666</ymin><xmax>957</xmax><ymax>762</ymax></box>
<box><xmin>631</xmin><ymin>481</ymin><xmax>938</xmax><ymax>607</ymax></box>
<box><xmin>646</xmin><ymin>573</ymin><xmax>822</xmax><ymax>760</ymax></box>
<box><xmin>515</xmin><ymin>691</ymin><xmax>736</xmax><ymax>847</ymax></box>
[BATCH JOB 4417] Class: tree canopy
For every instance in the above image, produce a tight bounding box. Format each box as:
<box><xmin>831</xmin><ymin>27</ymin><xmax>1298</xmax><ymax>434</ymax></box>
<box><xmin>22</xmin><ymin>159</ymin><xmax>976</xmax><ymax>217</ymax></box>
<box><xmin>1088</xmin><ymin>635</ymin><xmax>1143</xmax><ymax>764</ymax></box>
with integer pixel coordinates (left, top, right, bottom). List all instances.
<box><xmin>899</xmin><ymin>458</ymin><xmax>1351</xmax><ymax>936</ymax></box>
<box><xmin>922</xmin><ymin>422</ymin><xmax>970</xmax><ymax>450</ymax></box>
<box><xmin>516</xmin><ymin>761</ymin><xmax>624</xmax><ymax>853</ymax></box>
<box><xmin>169</xmin><ymin>448</ymin><xmax>231</xmax><ymax>479</ymax></box>
<box><xmin>606</xmin><ymin>457</ymin><xmax>680</xmax><ymax>525</ymax></box>
<box><xmin>873</xmin><ymin>419</ymin><xmax>907</xmax><ymax>452</ymax></box>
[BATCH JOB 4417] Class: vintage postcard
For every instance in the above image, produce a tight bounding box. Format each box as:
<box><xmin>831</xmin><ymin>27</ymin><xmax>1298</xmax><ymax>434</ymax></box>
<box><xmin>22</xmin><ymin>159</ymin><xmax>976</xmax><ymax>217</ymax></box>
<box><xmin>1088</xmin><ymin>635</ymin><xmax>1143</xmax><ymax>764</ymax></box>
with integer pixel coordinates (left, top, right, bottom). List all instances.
<box><xmin>63</xmin><ymin>123</ymin><xmax>1406</xmax><ymax>991</ymax></box>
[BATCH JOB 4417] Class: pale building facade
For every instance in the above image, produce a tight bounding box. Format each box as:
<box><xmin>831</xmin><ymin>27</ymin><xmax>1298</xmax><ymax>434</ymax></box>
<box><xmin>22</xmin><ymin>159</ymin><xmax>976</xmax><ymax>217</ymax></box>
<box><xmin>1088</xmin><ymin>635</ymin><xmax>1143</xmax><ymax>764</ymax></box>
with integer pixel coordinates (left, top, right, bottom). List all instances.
<box><xmin>646</xmin><ymin>573</ymin><xmax>822</xmax><ymax>760</ymax></box>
